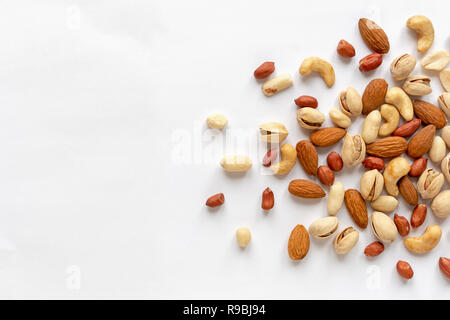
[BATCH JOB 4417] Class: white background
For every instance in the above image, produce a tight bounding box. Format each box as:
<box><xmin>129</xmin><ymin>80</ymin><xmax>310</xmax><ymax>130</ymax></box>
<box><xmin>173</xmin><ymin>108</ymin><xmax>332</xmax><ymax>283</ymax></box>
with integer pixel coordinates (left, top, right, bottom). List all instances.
<box><xmin>0</xmin><ymin>0</ymin><xmax>448</xmax><ymax>299</ymax></box>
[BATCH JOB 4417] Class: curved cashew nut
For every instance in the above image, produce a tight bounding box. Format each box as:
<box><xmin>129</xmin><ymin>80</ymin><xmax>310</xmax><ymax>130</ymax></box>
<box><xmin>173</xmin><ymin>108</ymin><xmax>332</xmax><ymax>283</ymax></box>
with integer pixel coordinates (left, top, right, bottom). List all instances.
<box><xmin>385</xmin><ymin>87</ymin><xmax>413</xmax><ymax>121</ymax></box>
<box><xmin>406</xmin><ymin>15</ymin><xmax>434</xmax><ymax>53</ymax></box>
<box><xmin>383</xmin><ymin>157</ymin><xmax>410</xmax><ymax>196</ymax></box>
<box><xmin>404</xmin><ymin>225</ymin><xmax>442</xmax><ymax>253</ymax></box>
<box><xmin>379</xmin><ymin>104</ymin><xmax>400</xmax><ymax>137</ymax></box>
<box><xmin>271</xmin><ymin>144</ymin><xmax>296</xmax><ymax>175</ymax></box>
<box><xmin>299</xmin><ymin>57</ymin><xmax>335</xmax><ymax>88</ymax></box>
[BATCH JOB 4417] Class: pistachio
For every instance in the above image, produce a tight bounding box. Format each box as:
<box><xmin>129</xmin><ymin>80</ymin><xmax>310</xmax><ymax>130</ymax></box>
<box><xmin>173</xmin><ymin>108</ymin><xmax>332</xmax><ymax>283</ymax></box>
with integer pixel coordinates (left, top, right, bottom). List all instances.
<box><xmin>329</xmin><ymin>108</ymin><xmax>352</xmax><ymax>128</ymax></box>
<box><xmin>440</xmin><ymin>69</ymin><xmax>450</xmax><ymax>92</ymax></box>
<box><xmin>440</xmin><ymin>153</ymin><xmax>450</xmax><ymax>183</ymax></box>
<box><xmin>341</xmin><ymin>133</ymin><xmax>366</xmax><ymax>167</ymax></box>
<box><xmin>333</xmin><ymin>226</ymin><xmax>359</xmax><ymax>254</ymax></box>
<box><xmin>422</xmin><ymin>50</ymin><xmax>450</xmax><ymax>71</ymax></box>
<box><xmin>390</xmin><ymin>54</ymin><xmax>416</xmax><ymax>80</ymax></box>
<box><xmin>360</xmin><ymin>169</ymin><xmax>384</xmax><ymax>201</ymax></box>
<box><xmin>327</xmin><ymin>181</ymin><xmax>345</xmax><ymax>216</ymax></box>
<box><xmin>308</xmin><ymin>216</ymin><xmax>339</xmax><ymax>239</ymax></box>
<box><xmin>370</xmin><ymin>211</ymin><xmax>398</xmax><ymax>243</ymax></box>
<box><xmin>402</xmin><ymin>75</ymin><xmax>432</xmax><ymax>96</ymax></box>
<box><xmin>439</xmin><ymin>93</ymin><xmax>450</xmax><ymax>118</ymax></box>
<box><xmin>259</xmin><ymin>122</ymin><xmax>288</xmax><ymax>144</ymax></box>
<box><xmin>339</xmin><ymin>87</ymin><xmax>362</xmax><ymax>117</ymax></box>
<box><xmin>296</xmin><ymin>108</ymin><xmax>325</xmax><ymax>129</ymax></box>
<box><xmin>371</xmin><ymin>195</ymin><xmax>399</xmax><ymax>213</ymax></box>
<box><xmin>431</xmin><ymin>190</ymin><xmax>450</xmax><ymax>218</ymax></box>
<box><xmin>441</xmin><ymin>126</ymin><xmax>450</xmax><ymax>148</ymax></box>
<box><xmin>379</xmin><ymin>104</ymin><xmax>400</xmax><ymax>137</ymax></box>
<box><xmin>429</xmin><ymin>136</ymin><xmax>446</xmax><ymax>163</ymax></box>
<box><xmin>362</xmin><ymin>110</ymin><xmax>381</xmax><ymax>144</ymax></box>
<box><xmin>417</xmin><ymin>168</ymin><xmax>444</xmax><ymax>199</ymax></box>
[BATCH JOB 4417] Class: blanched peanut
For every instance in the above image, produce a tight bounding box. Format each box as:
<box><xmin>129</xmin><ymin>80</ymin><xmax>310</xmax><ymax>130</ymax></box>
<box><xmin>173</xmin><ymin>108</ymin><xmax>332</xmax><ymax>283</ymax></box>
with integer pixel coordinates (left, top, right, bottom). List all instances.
<box><xmin>262</xmin><ymin>73</ymin><xmax>293</xmax><ymax>96</ymax></box>
<box><xmin>362</xmin><ymin>110</ymin><xmax>381</xmax><ymax>144</ymax></box>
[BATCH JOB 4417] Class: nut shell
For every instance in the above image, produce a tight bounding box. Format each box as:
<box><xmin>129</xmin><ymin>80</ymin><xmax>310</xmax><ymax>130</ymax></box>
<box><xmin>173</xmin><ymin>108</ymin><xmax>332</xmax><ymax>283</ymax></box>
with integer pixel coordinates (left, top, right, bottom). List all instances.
<box><xmin>370</xmin><ymin>211</ymin><xmax>398</xmax><ymax>243</ymax></box>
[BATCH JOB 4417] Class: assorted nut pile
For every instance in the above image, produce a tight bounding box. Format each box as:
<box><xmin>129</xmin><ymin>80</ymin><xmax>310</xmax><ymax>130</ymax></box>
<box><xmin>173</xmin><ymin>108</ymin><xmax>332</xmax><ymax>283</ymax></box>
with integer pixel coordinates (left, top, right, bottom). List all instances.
<box><xmin>205</xmin><ymin>15</ymin><xmax>450</xmax><ymax>280</ymax></box>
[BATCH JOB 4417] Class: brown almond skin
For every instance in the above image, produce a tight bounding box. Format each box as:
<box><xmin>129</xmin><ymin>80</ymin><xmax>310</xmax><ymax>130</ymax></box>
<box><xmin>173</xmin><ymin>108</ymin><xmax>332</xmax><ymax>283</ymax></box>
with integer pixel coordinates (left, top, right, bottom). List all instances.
<box><xmin>364</xmin><ymin>241</ymin><xmax>384</xmax><ymax>257</ymax></box>
<box><xmin>366</xmin><ymin>137</ymin><xmax>408</xmax><ymax>158</ymax></box>
<box><xmin>262</xmin><ymin>149</ymin><xmax>277</xmax><ymax>167</ymax></box>
<box><xmin>296</xmin><ymin>140</ymin><xmax>318</xmax><ymax>176</ymax></box>
<box><xmin>295</xmin><ymin>95</ymin><xmax>318</xmax><ymax>108</ymax></box>
<box><xmin>358</xmin><ymin>18</ymin><xmax>390</xmax><ymax>54</ymax></box>
<box><xmin>254</xmin><ymin>61</ymin><xmax>275</xmax><ymax>79</ymax></box>
<box><xmin>411</xmin><ymin>204</ymin><xmax>427</xmax><ymax>228</ymax></box>
<box><xmin>344</xmin><ymin>189</ymin><xmax>368</xmax><ymax>229</ymax></box>
<box><xmin>409</xmin><ymin>158</ymin><xmax>427</xmax><ymax>177</ymax></box>
<box><xmin>337</xmin><ymin>39</ymin><xmax>355</xmax><ymax>58</ymax></box>
<box><xmin>413</xmin><ymin>100</ymin><xmax>447</xmax><ymax>129</ymax></box>
<box><xmin>327</xmin><ymin>152</ymin><xmax>343</xmax><ymax>172</ymax></box>
<box><xmin>407</xmin><ymin>124</ymin><xmax>436</xmax><ymax>158</ymax></box>
<box><xmin>439</xmin><ymin>257</ymin><xmax>450</xmax><ymax>279</ymax></box>
<box><xmin>310</xmin><ymin>127</ymin><xmax>346</xmax><ymax>147</ymax></box>
<box><xmin>362</xmin><ymin>79</ymin><xmax>388</xmax><ymax>115</ymax></box>
<box><xmin>288</xmin><ymin>179</ymin><xmax>325</xmax><ymax>198</ymax></box>
<box><xmin>317</xmin><ymin>166</ymin><xmax>335</xmax><ymax>186</ymax></box>
<box><xmin>394</xmin><ymin>214</ymin><xmax>411</xmax><ymax>237</ymax></box>
<box><xmin>261</xmin><ymin>187</ymin><xmax>274</xmax><ymax>210</ymax></box>
<box><xmin>362</xmin><ymin>156</ymin><xmax>385</xmax><ymax>171</ymax></box>
<box><xmin>398</xmin><ymin>176</ymin><xmax>418</xmax><ymax>206</ymax></box>
<box><xmin>397</xmin><ymin>261</ymin><xmax>414</xmax><ymax>279</ymax></box>
<box><xmin>288</xmin><ymin>225</ymin><xmax>310</xmax><ymax>260</ymax></box>
<box><xmin>206</xmin><ymin>193</ymin><xmax>225</xmax><ymax>207</ymax></box>
<box><xmin>392</xmin><ymin>119</ymin><xmax>422</xmax><ymax>137</ymax></box>
<box><xmin>359</xmin><ymin>53</ymin><xmax>383</xmax><ymax>72</ymax></box>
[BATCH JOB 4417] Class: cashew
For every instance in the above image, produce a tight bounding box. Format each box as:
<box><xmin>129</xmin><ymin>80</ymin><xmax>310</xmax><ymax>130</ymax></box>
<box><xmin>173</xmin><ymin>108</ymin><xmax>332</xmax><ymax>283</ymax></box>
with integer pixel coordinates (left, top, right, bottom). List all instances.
<box><xmin>339</xmin><ymin>87</ymin><xmax>362</xmax><ymax>117</ymax></box>
<box><xmin>270</xmin><ymin>144</ymin><xmax>296</xmax><ymax>175</ymax></box>
<box><xmin>327</xmin><ymin>181</ymin><xmax>345</xmax><ymax>216</ymax></box>
<box><xmin>220</xmin><ymin>155</ymin><xmax>252</xmax><ymax>172</ymax></box>
<box><xmin>329</xmin><ymin>108</ymin><xmax>352</xmax><ymax>128</ymax></box>
<box><xmin>206</xmin><ymin>113</ymin><xmax>228</xmax><ymax>129</ymax></box>
<box><xmin>406</xmin><ymin>15</ymin><xmax>434</xmax><ymax>53</ymax></box>
<box><xmin>431</xmin><ymin>190</ymin><xmax>450</xmax><ymax>218</ymax></box>
<box><xmin>385</xmin><ymin>87</ymin><xmax>414</xmax><ymax>121</ymax></box>
<box><xmin>362</xmin><ymin>110</ymin><xmax>381</xmax><ymax>144</ymax></box>
<box><xmin>379</xmin><ymin>104</ymin><xmax>400</xmax><ymax>137</ymax></box>
<box><xmin>262</xmin><ymin>73</ymin><xmax>293</xmax><ymax>96</ymax></box>
<box><xmin>422</xmin><ymin>50</ymin><xmax>450</xmax><ymax>71</ymax></box>
<box><xmin>404</xmin><ymin>225</ymin><xmax>441</xmax><ymax>253</ymax></box>
<box><xmin>440</xmin><ymin>69</ymin><xmax>450</xmax><ymax>92</ymax></box>
<box><xmin>299</xmin><ymin>57</ymin><xmax>335</xmax><ymax>88</ymax></box>
<box><xmin>429</xmin><ymin>136</ymin><xmax>446</xmax><ymax>163</ymax></box>
<box><xmin>341</xmin><ymin>133</ymin><xmax>366</xmax><ymax>167</ymax></box>
<box><xmin>383</xmin><ymin>157</ymin><xmax>410</xmax><ymax>196</ymax></box>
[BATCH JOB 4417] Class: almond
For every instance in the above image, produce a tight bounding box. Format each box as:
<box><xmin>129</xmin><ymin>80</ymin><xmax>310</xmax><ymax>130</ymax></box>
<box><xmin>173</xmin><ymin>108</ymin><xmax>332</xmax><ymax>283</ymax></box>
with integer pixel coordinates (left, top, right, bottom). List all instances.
<box><xmin>344</xmin><ymin>189</ymin><xmax>368</xmax><ymax>229</ymax></box>
<box><xmin>296</xmin><ymin>140</ymin><xmax>318</xmax><ymax>176</ymax></box>
<box><xmin>288</xmin><ymin>225</ymin><xmax>310</xmax><ymax>260</ymax></box>
<box><xmin>392</xmin><ymin>118</ymin><xmax>422</xmax><ymax>137</ymax></box>
<box><xmin>362</xmin><ymin>156</ymin><xmax>385</xmax><ymax>171</ymax></box>
<box><xmin>411</xmin><ymin>204</ymin><xmax>427</xmax><ymax>228</ymax></box>
<box><xmin>205</xmin><ymin>193</ymin><xmax>225</xmax><ymax>207</ymax></box>
<box><xmin>407</xmin><ymin>124</ymin><xmax>436</xmax><ymax>158</ymax></box>
<box><xmin>366</xmin><ymin>137</ymin><xmax>408</xmax><ymax>158</ymax></box>
<box><xmin>439</xmin><ymin>257</ymin><xmax>450</xmax><ymax>279</ymax></box>
<box><xmin>362</xmin><ymin>79</ymin><xmax>388</xmax><ymax>115</ymax></box>
<box><xmin>413</xmin><ymin>100</ymin><xmax>447</xmax><ymax>129</ymax></box>
<box><xmin>295</xmin><ymin>95</ymin><xmax>318</xmax><ymax>108</ymax></box>
<box><xmin>359</xmin><ymin>53</ymin><xmax>383</xmax><ymax>72</ymax></box>
<box><xmin>288</xmin><ymin>179</ymin><xmax>325</xmax><ymax>198</ymax></box>
<box><xmin>309</xmin><ymin>127</ymin><xmax>346</xmax><ymax>147</ymax></box>
<box><xmin>394</xmin><ymin>214</ymin><xmax>411</xmax><ymax>237</ymax></box>
<box><xmin>261</xmin><ymin>187</ymin><xmax>274</xmax><ymax>210</ymax></box>
<box><xmin>327</xmin><ymin>152</ymin><xmax>343</xmax><ymax>172</ymax></box>
<box><xmin>397</xmin><ymin>261</ymin><xmax>414</xmax><ymax>279</ymax></box>
<box><xmin>358</xmin><ymin>18</ymin><xmax>390</xmax><ymax>54</ymax></box>
<box><xmin>409</xmin><ymin>157</ymin><xmax>427</xmax><ymax>177</ymax></box>
<box><xmin>254</xmin><ymin>61</ymin><xmax>275</xmax><ymax>79</ymax></box>
<box><xmin>398</xmin><ymin>176</ymin><xmax>418</xmax><ymax>206</ymax></box>
<box><xmin>364</xmin><ymin>241</ymin><xmax>384</xmax><ymax>257</ymax></box>
<box><xmin>337</xmin><ymin>39</ymin><xmax>355</xmax><ymax>58</ymax></box>
<box><xmin>317</xmin><ymin>166</ymin><xmax>335</xmax><ymax>186</ymax></box>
